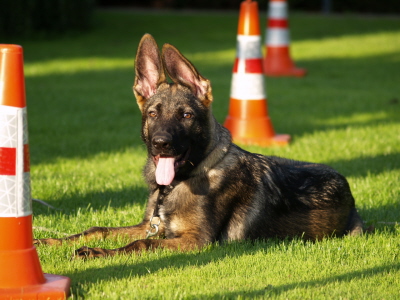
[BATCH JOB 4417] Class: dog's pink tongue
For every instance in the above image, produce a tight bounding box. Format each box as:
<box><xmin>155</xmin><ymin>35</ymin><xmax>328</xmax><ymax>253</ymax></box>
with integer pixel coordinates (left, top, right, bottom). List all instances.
<box><xmin>156</xmin><ymin>157</ymin><xmax>175</xmax><ymax>185</ymax></box>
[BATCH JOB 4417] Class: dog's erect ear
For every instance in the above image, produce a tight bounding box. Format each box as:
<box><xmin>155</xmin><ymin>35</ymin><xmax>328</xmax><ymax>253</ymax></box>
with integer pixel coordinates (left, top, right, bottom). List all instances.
<box><xmin>162</xmin><ymin>44</ymin><xmax>213</xmax><ymax>107</ymax></box>
<box><xmin>134</xmin><ymin>34</ymin><xmax>167</xmax><ymax>110</ymax></box>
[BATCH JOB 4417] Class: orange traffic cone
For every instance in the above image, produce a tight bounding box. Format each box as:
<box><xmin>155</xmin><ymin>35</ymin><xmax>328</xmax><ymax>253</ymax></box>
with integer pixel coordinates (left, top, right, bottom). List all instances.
<box><xmin>0</xmin><ymin>45</ymin><xmax>70</xmax><ymax>299</ymax></box>
<box><xmin>224</xmin><ymin>0</ymin><xmax>290</xmax><ymax>147</ymax></box>
<box><xmin>263</xmin><ymin>0</ymin><xmax>306</xmax><ymax>77</ymax></box>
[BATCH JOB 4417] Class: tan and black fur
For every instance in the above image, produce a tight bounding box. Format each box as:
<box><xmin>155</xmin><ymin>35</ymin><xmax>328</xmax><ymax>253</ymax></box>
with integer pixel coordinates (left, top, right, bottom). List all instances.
<box><xmin>34</xmin><ymin>34</ymin><xmax>365</xmax><ymax>258</ymax></box>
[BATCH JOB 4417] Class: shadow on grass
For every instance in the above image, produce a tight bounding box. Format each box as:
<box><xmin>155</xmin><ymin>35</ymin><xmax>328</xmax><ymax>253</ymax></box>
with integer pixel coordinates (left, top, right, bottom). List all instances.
<box><xmin>267</xmin><ymin>54</ymin><xmax>400</xmax><ymax>136</ymax></box>
<box><xmin>203</xmin><ymin>262</ymin><xmax>400</xmax><ymax>298</ymax></box>
<box><xmin>326</xmin><ymin>152</ymin><xmax>400</xmax><ymax>178</ymax></box>
<box><xmin>32</xmin><ymin>185</ymin><xmax>149</xmax><ymax>216</ymax></box>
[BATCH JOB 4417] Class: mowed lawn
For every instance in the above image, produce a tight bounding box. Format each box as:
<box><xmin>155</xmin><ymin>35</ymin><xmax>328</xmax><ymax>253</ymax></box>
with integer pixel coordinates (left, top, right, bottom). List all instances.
<box><xmin>7</xmin><ymin>8</ymin><xmax>400</xmax><ymax>299</ymax></box>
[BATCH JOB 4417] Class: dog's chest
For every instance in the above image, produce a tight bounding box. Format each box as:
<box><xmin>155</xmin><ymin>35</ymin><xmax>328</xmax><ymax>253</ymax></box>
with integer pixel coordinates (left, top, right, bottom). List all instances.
<box><xmin>155</xmin><ymin>182</ymin><xmax>252</xmax><ymax>241</ymax></box>
<box><xmin>155</xmin><ymin>184</ymin><xmax>204</xmax><ymax>238</ymax></box>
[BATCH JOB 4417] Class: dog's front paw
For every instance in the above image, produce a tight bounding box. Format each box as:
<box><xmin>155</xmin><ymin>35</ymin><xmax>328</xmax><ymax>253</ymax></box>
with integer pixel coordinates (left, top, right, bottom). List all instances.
<box><xmin>33</xmin><ymin>238</ymin><xmax>63</xmax><ymax>246</ymax></box>
<box><xmin>74</xmin><ymin>246</ymin><xmax>115</xmax><ymax>259</ymax></box>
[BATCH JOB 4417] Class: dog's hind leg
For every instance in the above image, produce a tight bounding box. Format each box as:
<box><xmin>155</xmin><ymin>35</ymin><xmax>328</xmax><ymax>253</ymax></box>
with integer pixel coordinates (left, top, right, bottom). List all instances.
<box><xmin>345</xmin><ymin>208</ymin><xmax>365</xmax><ymax>236</ymax></box>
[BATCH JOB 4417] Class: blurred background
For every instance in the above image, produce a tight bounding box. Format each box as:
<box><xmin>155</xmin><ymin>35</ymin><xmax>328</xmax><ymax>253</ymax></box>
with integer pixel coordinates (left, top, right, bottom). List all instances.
<box><xmin>1</xmin><ymin>0</ymin><xmax>400</xmax><ymax>37</ymax></box>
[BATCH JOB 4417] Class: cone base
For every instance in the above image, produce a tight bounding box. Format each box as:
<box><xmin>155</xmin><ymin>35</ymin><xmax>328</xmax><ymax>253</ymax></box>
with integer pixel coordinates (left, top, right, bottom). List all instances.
<box><xmin>263</xmin><ymin>46</ymin><xmax>307</xmax><ymax>77</ymax></box>
<box><xmin>224</xmin><ymin>116</ymin><xmax>291</xmax><ymax>147</ymax></box>
<box><xmin>264</xmin><ymin>67</ymin><xmax>306</xmax><ymax>78</ymax></box>
<box><xmin>0</xmin><ymin>247</ymin><xmax>45</xmax><ymax>288</ymax></box>
<box><xmin>233</xmin><ymin>133</ymin><xmax>291</xmax><ymax>147</ymax></box>
<box><xmin>0</xmin><ymin>273</ymin><xmax>70</xmax><ymax>300</ymax></box>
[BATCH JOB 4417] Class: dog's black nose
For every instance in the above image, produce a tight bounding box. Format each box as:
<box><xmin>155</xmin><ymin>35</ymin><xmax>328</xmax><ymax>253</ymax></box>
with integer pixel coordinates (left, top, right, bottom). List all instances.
<box><xmin>152</xmin><ymin>133</ymin><xmax>172</xmax><ymax>152</ymax></box>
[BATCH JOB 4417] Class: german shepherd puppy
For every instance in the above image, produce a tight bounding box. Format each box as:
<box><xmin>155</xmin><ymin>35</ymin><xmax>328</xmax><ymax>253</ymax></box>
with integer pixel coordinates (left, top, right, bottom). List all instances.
<box><xmin>35</xmin><ymin>34</ymin><xmax>364</xmax><ymax>258</ymax></box>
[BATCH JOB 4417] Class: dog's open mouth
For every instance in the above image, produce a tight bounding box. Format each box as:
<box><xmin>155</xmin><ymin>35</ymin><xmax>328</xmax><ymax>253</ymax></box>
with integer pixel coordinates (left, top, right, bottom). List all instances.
<box><xmin>152</xmin><ymin>148</ymin><xmax>190</xmax><ymax>186</ymax></box>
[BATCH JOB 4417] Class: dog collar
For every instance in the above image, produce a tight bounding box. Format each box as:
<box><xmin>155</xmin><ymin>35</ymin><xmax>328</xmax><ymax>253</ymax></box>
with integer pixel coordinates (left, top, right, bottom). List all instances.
<box><xmin>146</xmin><ymin>184</ymin><xmax>175</xmax><ymax>238</ymax></box>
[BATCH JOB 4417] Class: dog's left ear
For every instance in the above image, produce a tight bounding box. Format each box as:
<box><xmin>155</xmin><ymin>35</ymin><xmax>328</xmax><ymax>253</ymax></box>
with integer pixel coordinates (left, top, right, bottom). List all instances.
<box><xmin>162</xmin><ymin>44</ymin><xmax>213</xmax><ymax>107</ymax></box>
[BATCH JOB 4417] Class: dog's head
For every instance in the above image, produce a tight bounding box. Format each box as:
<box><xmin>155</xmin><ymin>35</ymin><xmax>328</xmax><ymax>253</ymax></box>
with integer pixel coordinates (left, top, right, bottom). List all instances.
<box><xmin>133</xmin><ymin>34</ymin><xmax>214</xmax><ymax>185</ymax></box>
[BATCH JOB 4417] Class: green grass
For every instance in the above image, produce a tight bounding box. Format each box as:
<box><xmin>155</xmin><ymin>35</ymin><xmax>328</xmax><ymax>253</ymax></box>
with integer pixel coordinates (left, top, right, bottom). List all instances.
<box><xmin>6</xmin><ymin>9</ymin><xmax>400</xmax><ymax>299</ymax></box>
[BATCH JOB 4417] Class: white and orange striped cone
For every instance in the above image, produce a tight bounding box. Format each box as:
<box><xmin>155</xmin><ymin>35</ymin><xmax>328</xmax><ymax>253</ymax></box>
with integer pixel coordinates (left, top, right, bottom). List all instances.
<box><xmin>0</xmin><ymin>45</ymin><xmax>70</xmax><ymax>299</ymax></box>
<box><xmin>263</xmin><ymin>0</ymin><xmax>306</xmax><ymax>77</ymax></box>
<box><xmin>224</xmin><ymin>0</ymin><xmax>290</xmax><ymax>147</ymax></box>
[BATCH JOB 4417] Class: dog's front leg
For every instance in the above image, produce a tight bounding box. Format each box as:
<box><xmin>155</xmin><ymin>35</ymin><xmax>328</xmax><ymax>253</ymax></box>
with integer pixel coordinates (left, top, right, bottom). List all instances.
<box><xmin>74</xmin><ymin>235</ymin><xmax>205</xmax><ymax>259</ymax></box>
<box><xmin>34</xmin><ymin>223</ymin><xmax>151</xmax><ymax>246</ymax></box>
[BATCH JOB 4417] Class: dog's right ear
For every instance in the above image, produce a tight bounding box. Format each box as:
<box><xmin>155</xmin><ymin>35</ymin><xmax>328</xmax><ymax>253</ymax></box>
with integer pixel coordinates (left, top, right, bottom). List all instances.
<box><xmin>133</xmin><ymin>34</ymin><xmax>167</xmax><ymax>111</ymax></box>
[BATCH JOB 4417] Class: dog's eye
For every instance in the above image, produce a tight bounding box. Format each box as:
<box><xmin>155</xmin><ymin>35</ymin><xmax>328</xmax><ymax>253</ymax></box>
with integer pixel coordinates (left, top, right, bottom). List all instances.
<box><xmin>148</xmin><ymin>111</ymin><xmax>157</xmax><ymax>118</ymax></box>
<box><xmin>183</xmin><ymin>112</ymin><xmax>192</xmax><ymax>119</ymax></box>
